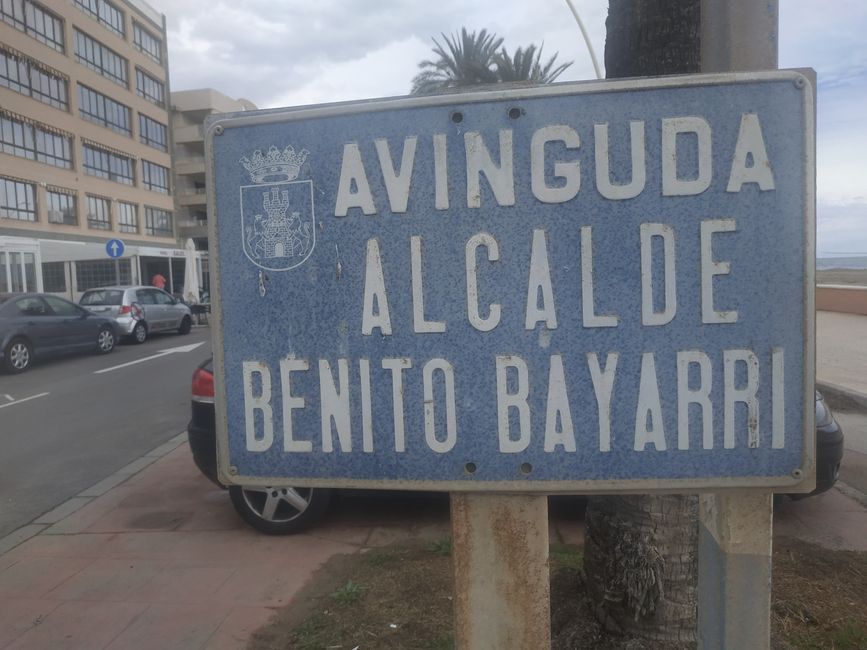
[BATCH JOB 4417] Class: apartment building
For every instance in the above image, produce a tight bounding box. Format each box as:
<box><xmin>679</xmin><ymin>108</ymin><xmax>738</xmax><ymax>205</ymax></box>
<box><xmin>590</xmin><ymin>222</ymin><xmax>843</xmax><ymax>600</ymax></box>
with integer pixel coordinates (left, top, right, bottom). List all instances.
<box><xmin>0</xmin><ymin>0</ymin><xmax>178</xmax><ymax>299</ymax></box>
<box><xmin>171</xmin><ymin>88</ymin><xmax>256</xmax><ymax>296</ymax></box>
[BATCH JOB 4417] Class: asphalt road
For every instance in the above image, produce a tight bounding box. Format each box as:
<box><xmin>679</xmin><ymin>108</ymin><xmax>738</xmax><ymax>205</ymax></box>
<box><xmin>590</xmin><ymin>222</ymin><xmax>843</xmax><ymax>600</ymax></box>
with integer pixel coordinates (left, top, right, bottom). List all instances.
<box><xmin>0</xmin><ymin>326</ymin><xmax>212</xmax><ymax>538</ymax></box>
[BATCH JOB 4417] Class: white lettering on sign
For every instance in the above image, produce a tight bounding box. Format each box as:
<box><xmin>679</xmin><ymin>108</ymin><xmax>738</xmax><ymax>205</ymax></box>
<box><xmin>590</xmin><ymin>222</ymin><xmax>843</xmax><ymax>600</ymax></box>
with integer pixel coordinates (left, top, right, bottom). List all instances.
<box><xmin>333</xmin><ymin>113</ymin><xmax>774</xmax><ymax>216</ymax></box>
<box><xmin>241</xmin><ymin>347</ymin><xmax>787</xmax><ymax>455</ymax></box>
<box><xmin>361</xmin><ymin>221</ymin><xmax>739</xmax><ymax>335</ymax></box>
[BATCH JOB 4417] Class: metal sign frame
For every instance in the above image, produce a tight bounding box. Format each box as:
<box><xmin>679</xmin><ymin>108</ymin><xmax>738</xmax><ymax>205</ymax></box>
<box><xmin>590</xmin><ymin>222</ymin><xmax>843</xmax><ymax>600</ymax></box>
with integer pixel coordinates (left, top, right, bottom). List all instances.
<box><xmin>205</xmin><ymin>70</ymin><xmax>815</xmax><ymax>494</ymax></box>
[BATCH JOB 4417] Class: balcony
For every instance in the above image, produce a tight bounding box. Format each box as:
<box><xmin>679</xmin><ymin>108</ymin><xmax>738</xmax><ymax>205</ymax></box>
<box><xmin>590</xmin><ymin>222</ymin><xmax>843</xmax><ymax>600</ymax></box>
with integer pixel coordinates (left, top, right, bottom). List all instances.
<box><xmin>174</xmin><ymin>124</ymin><xmax>204</xmax><ymax>145</ymax></box>
<box><xmin>175</xmin><ymin>157</ymin><xmax>205</xmax><ymax>176</ymax></box>
<box><xmin>178</xmin><ymin>218</ymin><xmax>208</xmax><ymax>239</ymax></box>
<box><xmin>177</xmin><ymin>190</ymin><xmax>207</xmax><ymax>207</ymax></box>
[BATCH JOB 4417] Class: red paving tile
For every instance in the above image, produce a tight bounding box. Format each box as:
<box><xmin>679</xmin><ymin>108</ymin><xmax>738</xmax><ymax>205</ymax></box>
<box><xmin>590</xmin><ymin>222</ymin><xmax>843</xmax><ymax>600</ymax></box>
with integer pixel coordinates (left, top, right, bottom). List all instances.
<box><xmin>203</xmin><ymin>606</ymin><xmax>277</xmax><ymax>650</ymax></box>
<box><xmin>4</xmin><ymin>600</ymin><xmax>147</xmax><ymax>650</ymax></box>
<box><xmin>0</xmin><ymin>557</ymin><xmax>93</xmax><ymax>598</ymax></box>
<box><xmin>44</xmin><ymin>558</ymin><xmax>166</xmax><ymax>601</ymax></box>
<box><xmin>0</xmin><ymin>597</ymin><xmax>62</xmax><ymax>648</ymax></box>
<box><xmin>104</xmin><ymin>601</ymin><xmax>233</xmax><ymax>650</ymax></box>
<box><xmin>127</xmin><ymin>565</ymin><xmax>235</xmax><ymax>603</ymax></box>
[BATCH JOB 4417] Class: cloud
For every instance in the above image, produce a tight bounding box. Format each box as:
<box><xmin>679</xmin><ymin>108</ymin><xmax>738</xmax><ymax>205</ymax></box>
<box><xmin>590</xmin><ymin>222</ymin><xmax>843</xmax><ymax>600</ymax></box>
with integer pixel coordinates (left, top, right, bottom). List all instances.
<box><xmin>817</xmin><ymin>201</ymin><xmax>867</xmax><ymax>256</ymax></box>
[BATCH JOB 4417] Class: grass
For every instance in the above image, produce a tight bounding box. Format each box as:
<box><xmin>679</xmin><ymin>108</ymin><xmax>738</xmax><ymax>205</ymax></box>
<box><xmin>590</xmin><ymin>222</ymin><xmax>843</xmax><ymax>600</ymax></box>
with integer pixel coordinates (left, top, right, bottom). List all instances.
<box><xmin>427</xmin><ymin>537</ymin><xmax>452</xmax><ymax>556</ymax></box>
<box><xmin>330</xmin><ymin>579</ymin><xmax>364</xmax><ymax>604</ymax></box>
<box><xmin>249</xmin><ymin>537</ymin><xmax>867</xmax><ymax>650</ymax></box>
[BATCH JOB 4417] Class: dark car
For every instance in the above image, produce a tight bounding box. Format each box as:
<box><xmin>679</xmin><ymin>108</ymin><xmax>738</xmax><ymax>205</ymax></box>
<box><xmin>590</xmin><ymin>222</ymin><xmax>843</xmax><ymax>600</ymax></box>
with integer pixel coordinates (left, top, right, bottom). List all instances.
<box><xmin>188</xmin><ymin>358</ymin><xmax>845</xmax><ymax>533</ymax></box>
<box><xmin>0</xmin><ymin>293</ymin><xmax>118</xmax><ymax>373</ymax></box>
<box><xmin>799</xmin><ymin>390</ymin><xmax>844</xmax><ymax>498</ymax></box>
<box><xmin>187</xmin><ymin>358</ymin><xmax>331</xmax><ymax>534</ymax></box>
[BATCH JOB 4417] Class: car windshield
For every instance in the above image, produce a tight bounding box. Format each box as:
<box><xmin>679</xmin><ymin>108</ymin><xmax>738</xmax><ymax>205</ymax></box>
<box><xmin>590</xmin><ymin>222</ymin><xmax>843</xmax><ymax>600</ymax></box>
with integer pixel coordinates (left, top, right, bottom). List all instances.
<box><xmin>81</xmin><ymin>290</ymin><xmax>124</xmax><ymax>306</ymax></box>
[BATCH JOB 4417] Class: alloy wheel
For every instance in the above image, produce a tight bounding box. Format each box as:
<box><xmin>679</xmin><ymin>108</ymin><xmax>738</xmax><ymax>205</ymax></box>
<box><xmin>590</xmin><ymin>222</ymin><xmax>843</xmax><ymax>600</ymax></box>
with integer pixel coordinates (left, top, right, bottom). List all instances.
<box><xmin>97</xmin><ymin>329</ymin><xmax>115</xmax><ymax>353</ymax></box>
<box><xmin>8</xmin><ymin>341</ymin><xmax>31</xmax><ymax>371</ymax></box>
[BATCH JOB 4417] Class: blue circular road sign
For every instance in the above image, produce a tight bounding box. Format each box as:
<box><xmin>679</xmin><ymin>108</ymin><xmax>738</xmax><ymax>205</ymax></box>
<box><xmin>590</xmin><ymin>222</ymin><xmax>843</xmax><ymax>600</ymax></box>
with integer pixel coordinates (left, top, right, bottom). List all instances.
<box><xmin>106</xmin><ymin>239</ymin><xmax>125</xmax><ymax>258</ymax></box>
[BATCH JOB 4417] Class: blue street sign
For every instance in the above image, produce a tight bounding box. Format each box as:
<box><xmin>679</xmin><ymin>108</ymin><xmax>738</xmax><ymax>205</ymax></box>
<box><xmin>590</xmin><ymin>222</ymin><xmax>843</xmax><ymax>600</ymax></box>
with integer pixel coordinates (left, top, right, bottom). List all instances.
<box><xmin>106</xmin><ymin>239</ymin><xmax>125</xmax><ymax>258</ymax></box>
<box><xmin>207</xmin><ymin>71</ymin><xmax>815</xmax><ymax>493</ymax></box>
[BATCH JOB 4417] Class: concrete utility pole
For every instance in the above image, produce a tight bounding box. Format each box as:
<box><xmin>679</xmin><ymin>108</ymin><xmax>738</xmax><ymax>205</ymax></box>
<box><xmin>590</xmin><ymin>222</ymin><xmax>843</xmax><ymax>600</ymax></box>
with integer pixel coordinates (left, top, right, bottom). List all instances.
<box><xmin>698</xmin><ymin>2</ymin><xmax>785</xmax><ymax>649</ymax></box>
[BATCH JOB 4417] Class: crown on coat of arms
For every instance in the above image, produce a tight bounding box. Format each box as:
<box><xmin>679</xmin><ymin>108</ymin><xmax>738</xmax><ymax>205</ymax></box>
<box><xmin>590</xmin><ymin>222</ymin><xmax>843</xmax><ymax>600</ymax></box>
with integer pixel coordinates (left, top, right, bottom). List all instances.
<box><xmin>240</xmin><ymin>145</ymin><xmax>309</xmax><ymax>183</ymax></box>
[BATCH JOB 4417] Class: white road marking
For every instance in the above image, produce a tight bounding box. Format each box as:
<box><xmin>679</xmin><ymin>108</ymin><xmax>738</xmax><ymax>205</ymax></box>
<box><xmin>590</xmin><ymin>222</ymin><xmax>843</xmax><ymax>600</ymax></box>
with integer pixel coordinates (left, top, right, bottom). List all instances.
<box><xmin>0</xmin><ymin>392</ymin><xmax>49</xmax><ymax>410</ymax></box>
<box><xmin>94</xmin><ymin>341</ymin><xmax>205</xmax><ymax>375</ymax></box>
<box><xmin>3</xmin><ymin>394</ymin><xmax>13</xmax><ymax>402</ymax></box>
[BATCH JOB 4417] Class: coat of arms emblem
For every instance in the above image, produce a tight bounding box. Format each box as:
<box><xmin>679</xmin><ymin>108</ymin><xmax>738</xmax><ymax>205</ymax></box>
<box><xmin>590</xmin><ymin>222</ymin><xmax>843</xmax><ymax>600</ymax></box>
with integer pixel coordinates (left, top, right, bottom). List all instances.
<box><xmin>239</xmin><ymin>145</ymin><xmax>315</xmax><ymax>271</ymax></box>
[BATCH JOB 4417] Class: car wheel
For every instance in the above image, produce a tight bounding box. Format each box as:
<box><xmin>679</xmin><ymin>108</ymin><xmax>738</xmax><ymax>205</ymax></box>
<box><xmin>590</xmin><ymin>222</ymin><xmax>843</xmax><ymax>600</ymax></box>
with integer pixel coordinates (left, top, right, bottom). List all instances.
<box><xmin>228</xmin><ymin>485</ymin><xmax>331</xmax><ymax>534</ymax></box>
<box><xmin>3</xmin><ymin>337</ymin><xmax>32</xmax><ymax>373</ymax></box>
<box><xmin>130</xmin><ymin>321</ymin><xmax>147</xmax><ymax>344</ymax></box>
<box><xmin>96</xmin><ymin>327</ymin><xmax>115</xmax><ymax>354</ymax></box>
<box><xmin>178</xmin><ymin>316</ymin><xmax>192</xmax><ymax>335</ymax></box>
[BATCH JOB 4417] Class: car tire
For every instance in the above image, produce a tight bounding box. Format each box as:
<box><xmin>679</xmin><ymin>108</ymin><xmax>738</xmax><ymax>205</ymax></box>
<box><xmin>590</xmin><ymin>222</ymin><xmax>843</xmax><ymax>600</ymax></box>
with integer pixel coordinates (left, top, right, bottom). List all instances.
<box><xmin>3</xmin><ymin>337</ymin><xmax>32</xmax><ymax>373</ymax></box>
<box><xmin>130</xmin><ymin>321</ymin><xmax>147</xmax><ymax>344</ymax></box>
<box><xmin>178</xmin><ymin>316</ymin><xmax>192</xmax><ymax>335</ymax></box>
<box><xmin>228</xmin><ymin>485</ymin><xmax>332</xmax><ymax>534</ymax></box>
<box><xmin>96</xmin><ymin>327</ymin><xmax>115</xmax><ymax>354</ymax></box>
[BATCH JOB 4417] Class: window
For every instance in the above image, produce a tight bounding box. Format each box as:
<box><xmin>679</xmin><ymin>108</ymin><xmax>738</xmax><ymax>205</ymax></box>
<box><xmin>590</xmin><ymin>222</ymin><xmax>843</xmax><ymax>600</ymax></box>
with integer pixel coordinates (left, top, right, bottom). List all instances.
<box><xmin>41</xmin><ymin>261</ymin><xmax>66</xmax><ymax>293</ymax></box>
<box><xmin>75</xmin><ymin>259</ymin><xmax>130</xmax><ymax>291</ymax></box>
<box><xmin>1</xmin><ymin>0</ymin><xmax>65</xmax><ymax>52</ymax></box>
<box><xmin>142</xmin><ymin>160</ymin><xmax>169</xmax><ymax>194</ymax></box>
<box><xmin>44</xmin><ymin>295</ymin><xmax>80</xmax><ymax>316</ymax></box>
<box><xmin>74</xmin><ymin>0</ymin><xmax>124</xmax><ymax>37</ymax></box>
<box><xmin>82</xmin><ymin>142</ymin><xmax>134</xmax><ymax>185</ymax></box>
<box><xmin>133</xmin><ymin>21</ymin><xmax>161</xmax><ymax>63</ymax></box>
<box><xmin>15</xmin><ymin>295</ymin><xmax>48</xmax><ymax>315</ymax></box>
<box><xmin>74</xmin><ymin>29</ymin><xmax>127</xmax><ymax>87</ymax></box>
<box><xmin>117</xmin><ymin>201</ymin><xmax>137</xmax><ymax>233</ymax></box>
<box><xmin>86</xmin><ymin>195</ymin><xmax>111</xmax><ymax>230</ymax></box>
<box><xmin>0</xmin><ymin>176</ymin><xmax>36</xmax><ymax>221</ymax></box>
<box><xmin>78</xmin><ymin>84</ymin><xmax>131</xmax><ymax>136</ymax></box>
<box><xmin>46</xmin><ymin>188</ymin><xmax>77</xmax><ymax>225</ymax></box>
<box><xmin>135</xmin><ymin>68</ymin><xmax>164</xmax><ymax>107</ymax></box>
<box><xmin>0</xmin><ymin>47</ymin><xmax>69</xmax><ymax>111</ymax></box>
<box><xmin>0</xmin><ymin>112</ymin><xmax>73</xmax><ymax>168</ymax></box>
<box><xmin>145</xmin><ymin>206</ymin><xmax>172</xmax><ymax>237</ymax></box>
<box><xmin>139</xmin><ymin>114</ymin><xmax>167</xmax><ymax>151</ymax></box>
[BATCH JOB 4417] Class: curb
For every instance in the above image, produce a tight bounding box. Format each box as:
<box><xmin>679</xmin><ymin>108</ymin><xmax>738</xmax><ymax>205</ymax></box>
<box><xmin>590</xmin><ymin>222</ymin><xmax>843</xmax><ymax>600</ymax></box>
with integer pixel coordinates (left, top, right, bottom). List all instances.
<box><xmin>0</xmin><ymin>432</ymin><xmax>188</xmax><ymax>557</ymax></box>
<box><xmin>817</xmin><ymin>380</ymin><xmax>867</xmax><ymax>412</ymax></box>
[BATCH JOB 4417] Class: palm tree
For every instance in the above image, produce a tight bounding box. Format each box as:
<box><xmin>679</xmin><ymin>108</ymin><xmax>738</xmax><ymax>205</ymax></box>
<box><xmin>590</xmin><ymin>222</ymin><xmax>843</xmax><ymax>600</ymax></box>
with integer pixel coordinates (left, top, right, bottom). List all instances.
<box><xmin>582</xmin><ymin>1</ymin><xmax>701</xmax><ymax>646</ymax></box>
<box><xmin>495</xmin><ymin>43</ymin><xmax>572</xmax><ymax>84</ymax></box>
<box><xmin>411</xmin><ymin>28</ymin><xmax>572</xmax><ymax>94</ymax></box>
<box><xmin>411</xmin><ymin>28</ymin><xmax>503</xmax><ymax>95</ymax></box>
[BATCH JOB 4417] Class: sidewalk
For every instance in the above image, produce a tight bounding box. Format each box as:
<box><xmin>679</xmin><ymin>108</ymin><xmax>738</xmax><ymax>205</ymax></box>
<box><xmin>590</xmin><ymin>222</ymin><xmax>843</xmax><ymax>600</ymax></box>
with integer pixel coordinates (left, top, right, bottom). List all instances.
<box><xmin>817</xmin><ymin>310</ymin><xmax>867</xmax><ymax>403</ymax></box>
<box><xmin>0</xmin><ymin>439</ymin><xmax>583</xmax><ymax>649</ymax></box>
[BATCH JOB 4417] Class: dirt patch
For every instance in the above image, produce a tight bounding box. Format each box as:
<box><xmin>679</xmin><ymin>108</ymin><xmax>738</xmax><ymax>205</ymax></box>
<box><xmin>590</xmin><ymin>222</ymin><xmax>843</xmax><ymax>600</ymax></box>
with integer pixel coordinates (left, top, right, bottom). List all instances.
<box><xmin>248</xmin><ymin>536</ymin><xmax>867</xmax><ymax>650</ymax></box>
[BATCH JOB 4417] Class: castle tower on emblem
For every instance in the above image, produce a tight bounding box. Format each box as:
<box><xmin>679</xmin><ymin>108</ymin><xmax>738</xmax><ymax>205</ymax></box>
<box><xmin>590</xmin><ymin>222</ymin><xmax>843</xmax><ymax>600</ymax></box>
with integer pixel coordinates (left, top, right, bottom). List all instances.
<box><xmin>239</xmin><ymin>145</ymin><xmax>316</xmax><ymax>271</ymax></box>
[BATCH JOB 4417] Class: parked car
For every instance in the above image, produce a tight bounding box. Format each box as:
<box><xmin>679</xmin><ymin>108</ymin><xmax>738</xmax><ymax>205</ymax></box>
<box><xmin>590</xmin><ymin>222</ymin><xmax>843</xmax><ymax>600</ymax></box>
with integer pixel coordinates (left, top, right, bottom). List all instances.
<box><xmin>795</xmin><ymin>390</ymin><xmax>844</xmax><ymax>498</ymax></box>
<box><xmin>79</xmin><ymin>286</ymin><xmax>192</xmax><ymax>344</ymax></box>
<box><xmin>188</xmin><ymin>358</ymin><xmax>332</xmax><ymax>534</ymax></box>
<box><xmin>0</xmin><ymin>293</ymin><xmax>118</xmax><ymax>373</ymax></box>
<box><xmin>187</xmin><ymin>358</ymin><xmax>845</xmax><ymax>533</ymax></box>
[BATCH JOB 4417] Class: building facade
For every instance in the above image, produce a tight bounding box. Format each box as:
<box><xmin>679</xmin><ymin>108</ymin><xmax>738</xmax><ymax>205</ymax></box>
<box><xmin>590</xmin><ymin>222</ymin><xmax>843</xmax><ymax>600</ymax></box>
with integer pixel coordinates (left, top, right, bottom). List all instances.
<box><xmin>171</xmin><ymin>88</ymin><xmax>256</xmax><ymax>297</ymax></box>
<box><xmin>0</xmin><ymin>0</ymin><xmax>177</xmax><ymax>299</ymax></box>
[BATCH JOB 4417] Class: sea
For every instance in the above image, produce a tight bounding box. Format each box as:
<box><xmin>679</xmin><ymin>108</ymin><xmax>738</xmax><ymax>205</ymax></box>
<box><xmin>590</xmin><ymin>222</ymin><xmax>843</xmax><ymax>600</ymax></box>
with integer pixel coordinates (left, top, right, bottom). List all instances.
<box><xmin>817</xmin><ymin>255</ymin><xmax>867</xmax><ymax>270</ymax></box>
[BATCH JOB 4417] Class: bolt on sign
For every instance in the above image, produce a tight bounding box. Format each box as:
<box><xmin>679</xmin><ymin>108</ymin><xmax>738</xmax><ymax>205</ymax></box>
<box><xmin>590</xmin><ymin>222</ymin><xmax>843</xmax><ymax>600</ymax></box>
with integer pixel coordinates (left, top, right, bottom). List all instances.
<box><xmin>206</xmin><ymin>71</ymin><xmax>815</xmax><ymax>493</ymax></box>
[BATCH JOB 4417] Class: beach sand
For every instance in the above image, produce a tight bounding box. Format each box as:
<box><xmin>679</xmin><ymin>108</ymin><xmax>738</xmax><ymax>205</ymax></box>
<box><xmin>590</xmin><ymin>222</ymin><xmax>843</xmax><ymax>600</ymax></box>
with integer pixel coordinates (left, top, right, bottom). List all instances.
<box><xmin>817</xmin><ymin>269</ymin><xmax>867</xmax><ymax>286</ymax></box>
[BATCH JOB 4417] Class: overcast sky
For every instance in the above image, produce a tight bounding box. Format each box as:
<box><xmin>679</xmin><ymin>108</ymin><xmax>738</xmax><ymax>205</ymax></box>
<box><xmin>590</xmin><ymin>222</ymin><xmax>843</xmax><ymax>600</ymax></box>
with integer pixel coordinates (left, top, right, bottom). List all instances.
<box><xmin>148</xmin><ymin>0</ymin><xmax>867</xmax><ymax>256</ymax></box>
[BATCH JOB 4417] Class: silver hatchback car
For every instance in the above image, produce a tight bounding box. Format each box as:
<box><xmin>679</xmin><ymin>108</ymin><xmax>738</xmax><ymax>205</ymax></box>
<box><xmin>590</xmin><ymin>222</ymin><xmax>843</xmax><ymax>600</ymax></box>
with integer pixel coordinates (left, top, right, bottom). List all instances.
<box><xmin>79</xmin><ymin>286</ymin><xmax>192</xmax><ymax>344</ymax></box>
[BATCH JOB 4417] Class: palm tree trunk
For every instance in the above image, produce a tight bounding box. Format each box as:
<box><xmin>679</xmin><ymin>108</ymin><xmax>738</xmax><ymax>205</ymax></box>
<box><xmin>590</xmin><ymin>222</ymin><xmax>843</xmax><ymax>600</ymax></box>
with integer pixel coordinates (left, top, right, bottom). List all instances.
<box><xmin>583</xmin><ymin>1</ymin><xmax>701</xmax><ymax>646</ymax></box>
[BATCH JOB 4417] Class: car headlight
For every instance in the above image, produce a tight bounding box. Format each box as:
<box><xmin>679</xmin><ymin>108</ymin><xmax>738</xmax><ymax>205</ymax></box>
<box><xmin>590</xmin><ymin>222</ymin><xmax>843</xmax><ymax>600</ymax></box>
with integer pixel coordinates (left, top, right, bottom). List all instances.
<box><xmin>815</xmin><ymin>393</ymin><xmax>834</xmax><ymax>429</ymax></box>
